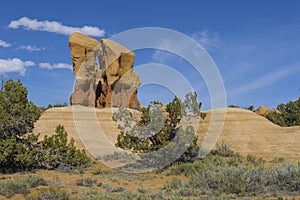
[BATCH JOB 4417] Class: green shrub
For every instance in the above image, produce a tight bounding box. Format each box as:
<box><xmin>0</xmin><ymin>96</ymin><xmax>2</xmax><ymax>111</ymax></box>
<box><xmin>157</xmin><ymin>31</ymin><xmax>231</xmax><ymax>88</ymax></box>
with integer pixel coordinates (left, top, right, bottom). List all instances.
<box><xmin>228</xmin><ymin>104</ymin><xmax>255</xmax><ymax>111</ymax></box>
<box><xmin>39</xmin><ymin>125</ymin><xmax>90</xmax><ymax>170</ymax></box>
<box><xmin>164</xmin><ymin>162</ymin><xmax>197</xmax><ymax>176</ymax></box>
<box><xmin>187</xmin><ymin>165</ymin><xmax>266</xmax><ymax>195</ymax></box>
<box><xmin>270</xmin><ymin>162</ymin><xmax>300</xmax><ymax>193</ymax></box>
<box><xmin>270</xmin><ymin>157</ymin><xmax>286</xmax><ymax>163</ymax></box>
<box><xmin>0</xmin><ymin>179</ymin><xmax>30</xmax><ymax>198</ymax></box>
<box><xmin>71</xmin><ymin>189</ymin><xmax>110</xmax><ymax>200</ymax></box>
<box><xmin>266</xmin><ymin>112</ymin><xmax>286</xmax><ymax>127</ymax></box>
<box><xmin>117</xmin><ymin>191</ymin><xmax>151</xmax><ymax>199</ymax></box>
<box><xmin>163</xmin><ymin>177</ymin><xmax>184</xmax><ymax>193</ymax></box>
<box><xmin>111</xmin><ymin>186</ymin><xmax>126</xmax><ymax>193</ymax></box>
<box><xmin>246</xmin><ymin>154</ymin><xmax>265</xmax><ymax>166</ymax></box>
<box><xmin>0</xmin><ymin>125</ymin><xmax>90</xmax><ymax>173</ymax></box>
<box><xmin>101</xmin><ymin>151</ymin><xmax>137</xmax><ymax>163</ymax></box>
<box><xmin>163</xmin><ymin>160</ymin><xmax>300</xmax><ymax>197</ymax></box>
<box><xmin>0</xmin><ymin>175</ymin><xmax>47</xmax><ymax>198</ymax></box>
<box><xmin>26</xmin><ymin>186</ymin><xmax>69</xmax><ymax>200</ymax></box>
<box><xmin>113</xmin><ymin>92</ymin><xmax>205</xmax><ymax>168</ymax></box>
<box><xmin>0</xmin><ymin>79</ymin><xmax>90</xmax><ymax>173</ymax></box>
<box><xmin>92</xmin><ymin>167</ymin><xmax>103</xmax><ymax>175</ymax></box>
<box><xmin>76</xmin><ymin>178</ymin><xmax>97</xmax><ymax>187</ymax></box>
<box><xmin>0</xmin><ymin>79</ymin><xmax>41</xmax><ymax>139</ymax></box>
<box><xmin>211</xmin><ymin>141</ymin><xmax>235</xmax><ymax>157</ymax></box>
<box><xmin>266</xmin><ymin>99</ymin><xmax>300</xmax><ymax>127</ymax></box>
<box><xmin>23</xmin><ymin>175</ymin><xmax>48</xmax><ymax>188</ymax></box>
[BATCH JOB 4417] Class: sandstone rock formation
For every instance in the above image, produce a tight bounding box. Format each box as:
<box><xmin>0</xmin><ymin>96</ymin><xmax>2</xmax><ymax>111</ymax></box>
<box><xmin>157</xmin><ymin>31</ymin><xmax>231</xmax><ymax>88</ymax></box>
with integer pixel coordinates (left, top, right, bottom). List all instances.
<box><xmin>69</xmin><ymin>32</ymin><xmax>140</xmax><ymax>109</ymax></box>
<box><xmin>34</xmin><ymin>106</ymin><xmax>300</xmax><ymax>161</ymax></box>
<box><xmin>255</xmin><ymin>105</ymin><xmax>279</xmax><ymax>116</ymax></box>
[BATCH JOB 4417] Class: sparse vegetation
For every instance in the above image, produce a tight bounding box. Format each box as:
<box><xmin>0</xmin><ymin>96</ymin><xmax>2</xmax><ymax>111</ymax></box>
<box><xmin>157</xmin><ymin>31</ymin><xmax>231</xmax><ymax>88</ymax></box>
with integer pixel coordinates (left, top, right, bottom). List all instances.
<box><xmin>228</xmin><ymin>104</ymin><xmax>255</xmax><ymax>111</ymax></box>
<box><xmin>162</xmin><ymin>142</ymin><xmax>300</xmax><ymax>198</ymax></box>
<box><xmin>26</xmin><ymin>186</ymin><xmax>70</xmax><ymax>200</ymax></box>
<box><xmin>0</xmin><ymin>175</ymin><xmax>47</xmax><ymax>198</ymax></box>
<box><xmin>100</xmin><ymin>151</ymin><xmax>137</xmax><ymax>163</ymax></box>
<box><xmin>75</xmin><ymin>178</ymin><xmax>97</xmax><ymax>187</ymax></box>
<box><xmin>246</xmin><ymin>154</ymin><xmax>265</xmax><ymax>166</ymax></box>
<box><xmin>46</xmin><ymin>102</ymin><xmax>68</xmax><ymax>109</ymax></box>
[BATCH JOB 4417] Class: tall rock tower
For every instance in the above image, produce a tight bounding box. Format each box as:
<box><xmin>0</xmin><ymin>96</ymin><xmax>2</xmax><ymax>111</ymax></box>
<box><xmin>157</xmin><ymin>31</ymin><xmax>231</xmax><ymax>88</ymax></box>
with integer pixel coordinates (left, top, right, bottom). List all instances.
<box><xmin>69</xmin><ymin>32</ymin><xmax>140</xmax><ymax>109</ymax></box>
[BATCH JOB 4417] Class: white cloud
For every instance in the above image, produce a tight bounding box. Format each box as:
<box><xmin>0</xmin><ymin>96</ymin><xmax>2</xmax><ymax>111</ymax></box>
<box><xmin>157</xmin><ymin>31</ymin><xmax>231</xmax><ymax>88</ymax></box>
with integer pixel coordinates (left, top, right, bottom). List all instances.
<box><xmin>151</xmin><ymin>39</ymin><xmax>187</xmax><ymax>63</ymax></box>
<box><xmin>8</xmin><ymin>17</ymin><xmax>105</xmax><ymax>37</ymax></box>
<box><xmin>152</xmin><ymin>50</ymin><xmax>179</xmax><ymax>63</ymax></box>
<box><xmin>229</xmin><ymin>65</ymin><xmax>300</xmax><ymax>97</ymax></box>
<box><xmin>17</xmin><ymin>45</ymin><xmax>46</xmax><ymax>52</ymax></box>
<box><xmin>0</xmin><ymin>39</ymin><xmax>11</xmax><ymax>48</ymax></box>
<box><xmin>152</xmin><ymin>30</ymin><xmax>220</xmax><ymax>63</ymax></box>
<box><xmin>39</xmin><ymin>62</ymin><xmax>72</xmax><ymax>70</ymax></box>
<box><xmin>0</xmin><ymin>58</ymin><xmax>35</xmax><ymax>75</ymax></box>
<box><xmin>191</xmin><ymin>30</ymin><xmax>220</xmax><ymax>50</ymax></box>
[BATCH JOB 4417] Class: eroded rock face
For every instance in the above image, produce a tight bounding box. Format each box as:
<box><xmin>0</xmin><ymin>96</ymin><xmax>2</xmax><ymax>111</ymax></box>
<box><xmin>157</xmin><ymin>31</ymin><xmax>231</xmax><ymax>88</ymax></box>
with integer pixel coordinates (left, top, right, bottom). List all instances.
<box><xmin>255</xmin><ymin>105</ymin><xmax>280</xmax><ymax>116</ymax></box>
<box><xmin>69</xmin><ymin>32</ymin><xmax>140</xmax><ymax>109</ymax></box>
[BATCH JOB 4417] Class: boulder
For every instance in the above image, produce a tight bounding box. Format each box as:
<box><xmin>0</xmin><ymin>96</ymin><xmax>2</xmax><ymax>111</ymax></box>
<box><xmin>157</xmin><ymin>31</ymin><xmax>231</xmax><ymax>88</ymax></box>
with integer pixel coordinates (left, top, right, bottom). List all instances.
<box><xmin>255</xmin><ymin>105</ymin><xmax>280</xmax><ymax>116</ymax></box>
<box><xmin>69</xmin><ymin>32</ymin><xmax>140</xmax><ymax>109</ymax></box>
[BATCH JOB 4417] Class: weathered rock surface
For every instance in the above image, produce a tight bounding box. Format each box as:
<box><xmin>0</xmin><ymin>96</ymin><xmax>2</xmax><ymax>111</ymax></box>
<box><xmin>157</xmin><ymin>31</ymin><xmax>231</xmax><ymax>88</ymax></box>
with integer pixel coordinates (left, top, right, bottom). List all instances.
<box><xmin>69</xmin><ymin>32</ymin><xmax>99</xmax><ymax>75</ymax></box>
<box><xmin>34</xmin><ymin>107</ymin><xmax>300</xmax><ymax>161</ymax></box>
<box><xmin>255</xmin><ymin>105</ymin><xmax>279</xmax><ymax>116</ymax></box>
<box><xmin>69</xmin><ymin>32</ymin><xmax>140</xmax><ymax>109</ymax></box>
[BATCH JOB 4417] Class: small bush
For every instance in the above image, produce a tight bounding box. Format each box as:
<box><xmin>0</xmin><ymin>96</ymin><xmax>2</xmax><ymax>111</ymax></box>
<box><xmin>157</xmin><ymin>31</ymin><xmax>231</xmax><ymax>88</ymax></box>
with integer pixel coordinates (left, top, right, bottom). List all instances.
<box><xmin>270</xmin><ymin>157</ymin><xmax>286</xmax><ymax>163</ymax></box>
<box><xmin>271</xmin><ymin>162</ymin><xmax>300</xmax><ymax>193</ymax></box>
<box><xmin>0</xmin><ymin>125</ymin><xmax>90</xmax><ymax>173</ymax></box>
<box><xmin>26</xmin><ymin>186</ymin><xmax>69</xmax><ymax>200</ymax></box>
<box><xmin>246</xmin><ymin>154</ymin><xmax>265</xmax><ymax>166</ymax></box>
<box><xmin>0</xmin><ymin>180</ymin><xmax>30</xmax><ymax>198</ymax></box>
<box><xmin>76</xmin><ymin>178</ymin><xmax>97</xmax><ymax>187</ymax></box>
<box><xmin>111</xmin><ymin>186</ymin><xmax>126</xmax><ymax>193</ymax></box>
<box><xmin>188</xmin><ymin>165</ymin><xmax>266</xmax><ymax>195</ymax></box>
<box><xmin>163</xmin><ymin>160</ymin><xmax>300</xmax><ymax>197</ymax></box>
<box><xmin>92</xmin><ymin>167</ymin><xmax>103</xmax><ymax>175</ymax></box>
<box><xmin>0</xmin><ymin>175</ymin><xmax>47</xmax><ymax>198</ymax></box>
<box><xmin>91</xmin><ymin>167</ymin><xmax>111</xmax><ymax>176</ymax></box>
<box><xmin>163</xmin><ymin>177</ymin><xmax>184</xmax><ymax>192</ymax></box>
<box><xmin>164</xmin><ymin>162</ymin><xmax>196</xmax><ymax>176</ymax></box>
<box><xmin>24</xmin><ymin>175</ymin><xmax>47</xmax><ymax>188</ymax></box>
<box><xmin>211</xmin><ymin>141</ymin><xmax>235</xmax><ymax>157</ymax></box>
<box><xmin>101</xmin><ymin>151</ymin><xmax>137</xmax><ymax>163</ymax></box>
<box><xmin>40</xmin><ymin>125</ymin><xmax>90</xmax><ymax>170</ymax></box>
<box><xmin>72</xmin><ymin>189</ymin><xmax>112</xmax><ymax>200</ymax></box>
<box><xmin>137</xmin><ymin>187</ymin><xmax>148</xmax><ymax>194</ymax></box>
<box><xmin>114</xmin><ymin>190</ymin><xmax>151</xmax><ymax>200</ymax></box>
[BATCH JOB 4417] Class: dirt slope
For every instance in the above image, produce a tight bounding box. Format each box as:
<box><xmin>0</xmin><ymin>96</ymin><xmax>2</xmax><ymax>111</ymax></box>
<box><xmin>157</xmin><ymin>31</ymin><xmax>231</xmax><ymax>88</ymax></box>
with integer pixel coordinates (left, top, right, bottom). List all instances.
<box><xmin>34</xmin><ymin>106</ymin><xmax>300</xmax><ymax>161</ymax></box>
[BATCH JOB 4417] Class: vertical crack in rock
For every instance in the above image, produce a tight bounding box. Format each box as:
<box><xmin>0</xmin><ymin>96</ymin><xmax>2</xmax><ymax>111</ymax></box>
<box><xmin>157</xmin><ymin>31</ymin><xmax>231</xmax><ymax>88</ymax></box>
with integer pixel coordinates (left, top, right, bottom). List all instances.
<box><xmin>69</xmin><ymin>32</ymin><xmax>140</xmax><ymax>109</ymax></box>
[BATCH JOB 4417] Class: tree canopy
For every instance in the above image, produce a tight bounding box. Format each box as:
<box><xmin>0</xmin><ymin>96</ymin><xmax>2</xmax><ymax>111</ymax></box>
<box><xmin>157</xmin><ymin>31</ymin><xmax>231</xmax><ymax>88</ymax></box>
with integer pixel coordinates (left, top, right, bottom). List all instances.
<box><xmin>266</xmin><ymin>99</ymin><xmax>300</xmax><ymax>127</ymax></box>
<box><xmin>0</xmin><ymin>79</ymin><xmax>89</xmax><ymax>173</ymax></box>
<box><xmin>113</xmin><ymin>92</ymin><xmax>206</xmax><ymax>167</ymax></box>
<box><xmin>0</xmin><ymin>79</ymin><xmax>41</xmax><ymax>139</ymax></box>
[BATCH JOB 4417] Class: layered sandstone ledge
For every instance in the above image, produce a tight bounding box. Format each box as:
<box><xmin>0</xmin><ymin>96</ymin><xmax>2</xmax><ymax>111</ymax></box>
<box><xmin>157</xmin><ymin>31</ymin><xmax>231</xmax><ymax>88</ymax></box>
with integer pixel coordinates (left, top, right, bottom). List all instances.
<box><xmin>34</xmin><ymin>107</ymin><xmax>300</xmax><ymax>161</ymax></box>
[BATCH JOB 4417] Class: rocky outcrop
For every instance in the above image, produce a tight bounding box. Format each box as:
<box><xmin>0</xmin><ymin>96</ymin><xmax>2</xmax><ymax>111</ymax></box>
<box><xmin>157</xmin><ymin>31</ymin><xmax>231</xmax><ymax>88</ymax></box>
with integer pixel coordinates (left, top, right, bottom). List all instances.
<box><xmin>69</xmin><ymin>32</ymin><xmax>140</xmax><ymax>109</ymax></box>
<box><xmin>255</xmin><ymin>105</ymin><xmax>280</xmax><ymax>116</ymax></box>
<box><xmin>34</xmin><ymin>107</ymin><xmax>300</xmax><ymax>161</ymax></box>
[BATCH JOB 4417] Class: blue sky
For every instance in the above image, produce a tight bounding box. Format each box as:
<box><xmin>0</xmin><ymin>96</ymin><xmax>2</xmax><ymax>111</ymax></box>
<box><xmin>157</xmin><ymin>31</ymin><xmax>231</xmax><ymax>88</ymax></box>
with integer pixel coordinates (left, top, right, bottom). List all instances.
<box><xmin>0</xmin><ymin>0</ymin><xmax>299</xmax><ymax>110</ymax></box>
